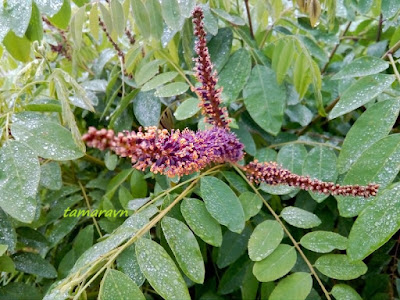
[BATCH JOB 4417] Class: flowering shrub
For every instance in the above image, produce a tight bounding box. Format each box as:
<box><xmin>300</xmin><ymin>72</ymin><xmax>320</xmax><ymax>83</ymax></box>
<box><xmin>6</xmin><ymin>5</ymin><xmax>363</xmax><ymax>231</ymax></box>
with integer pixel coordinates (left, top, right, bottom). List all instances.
<box><xmin>0</xmin><ymin>1</ymin><xmax>400</xmax><ymax>299</ymax></box>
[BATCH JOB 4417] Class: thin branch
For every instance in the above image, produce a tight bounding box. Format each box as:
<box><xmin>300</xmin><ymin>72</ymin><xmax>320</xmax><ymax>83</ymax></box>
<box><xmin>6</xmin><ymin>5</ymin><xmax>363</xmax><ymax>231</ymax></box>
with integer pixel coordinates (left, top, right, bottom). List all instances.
<box><xmin>268</xmin><ymin>140</ymin><xmax>341</xmax><ymax>151</ymax></box>
<box><xmin>382</xmin><ymin>39</ymin><xmax>400</xmax><ymax>59</ymax></box>
<box><xmin>297</xmin><ymin>96</ymin><xmax>340</xmax><ymax>136</ymax></box>
<box><xmin>388</xmin><ymin>54</ymin><xmax>400</xmax><ymax>85</ymax></box>
<box><xmin>78</xmin><ymin>181</ymin><xmax>103</xmax><ymax>238</ymax></box>
<box><xmin>322</xmin><ymin>22</ymin><xmax>352</xmax><ymax>74</ymax></box>
<box><xmin>244</xmin><ymin>0</ymin><xmax>254</xmax><ymax>39</ymax></box>
<box><xmin>233</xmin><ymin>165</ymin><xmax>332</xmax><ymax>300</ymax></box>
<box><xmin>376</xmin><ymin>13</ymin><xmax>383</xmax><ymax>42</ymax></box>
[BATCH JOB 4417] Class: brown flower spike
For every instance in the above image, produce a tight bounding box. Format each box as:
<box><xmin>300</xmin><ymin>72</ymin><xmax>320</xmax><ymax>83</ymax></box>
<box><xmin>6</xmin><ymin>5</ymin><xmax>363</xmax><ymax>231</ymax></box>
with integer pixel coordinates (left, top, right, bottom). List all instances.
<box><xmin>192</xmin><ymin>7</ymin><xmax>230</xmax><ymax>129</ymax></box>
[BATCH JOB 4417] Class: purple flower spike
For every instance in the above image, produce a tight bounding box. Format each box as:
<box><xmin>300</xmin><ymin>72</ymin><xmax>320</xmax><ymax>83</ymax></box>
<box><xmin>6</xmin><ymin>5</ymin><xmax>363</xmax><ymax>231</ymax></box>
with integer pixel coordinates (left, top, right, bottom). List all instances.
<box><xmin>83</xmin><ymin>126</ymin><xmax>244</xmax><ymax>177</ymax></box>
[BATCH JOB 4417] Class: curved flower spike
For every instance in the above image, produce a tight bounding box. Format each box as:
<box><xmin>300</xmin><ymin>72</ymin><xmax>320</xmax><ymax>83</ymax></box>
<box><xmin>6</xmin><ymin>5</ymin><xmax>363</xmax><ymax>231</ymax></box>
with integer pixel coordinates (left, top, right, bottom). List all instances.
<box><xmin>244</xmin><ymin>160</ymin><xmax>379</xmax><ymax>198</ymax></box>
<box><xmin>83</xmin><ymin>126</ymin><xmax>244</xmax><ymax>177</ymax></box>
<box><xmin>192</xmin><ymin>7</ymin><xmax>230</xmax><ymax>129</ymax></box>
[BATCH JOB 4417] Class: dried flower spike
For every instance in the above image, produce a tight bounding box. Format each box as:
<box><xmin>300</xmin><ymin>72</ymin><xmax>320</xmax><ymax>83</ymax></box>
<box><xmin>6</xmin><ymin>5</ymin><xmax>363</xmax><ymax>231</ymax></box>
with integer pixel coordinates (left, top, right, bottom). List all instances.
<box><xmin>192</xmin><ymin>7</ymin><xmax>230</xmax><ymax>129</ymax></box>
<box><xmin>244</xmin><ymin>160</ymin><xmax>379</xmax><ymax>198</ymax></box>
<box><xmin>83</xmin><ymin>126</ymin><xmax>243</xmax><ymax>177</ymax></box>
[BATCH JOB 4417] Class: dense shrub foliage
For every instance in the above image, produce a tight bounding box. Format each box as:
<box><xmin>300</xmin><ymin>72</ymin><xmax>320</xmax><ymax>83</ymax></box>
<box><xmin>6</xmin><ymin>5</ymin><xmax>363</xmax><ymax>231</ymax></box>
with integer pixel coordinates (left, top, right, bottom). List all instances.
<box><xmin>0</xmin><ymin>0</ymin><xmax>400</xmax><ymax>299</ymax></box>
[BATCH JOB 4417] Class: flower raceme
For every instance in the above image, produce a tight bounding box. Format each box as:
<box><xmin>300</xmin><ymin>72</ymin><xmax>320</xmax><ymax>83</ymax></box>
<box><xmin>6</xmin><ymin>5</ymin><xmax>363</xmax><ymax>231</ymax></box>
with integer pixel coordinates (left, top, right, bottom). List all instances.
<box><xmin>192</xmin><ymin>6</ymin><xmax>230</xmax><ymax>129</ymax></box>
<box><xmin>244</xmin><ymin>161</ymin><xmax>379</xmax><ymax>198</ymax></box>
<box><xmin>83</xmin><ymin>6</ymin><xmax>379</xmax><ymax>198</ymax></box>
<box><xmin>82</xmin><ymin>126</ymin><xmax>244</xmax><ymax>177</ymax></box>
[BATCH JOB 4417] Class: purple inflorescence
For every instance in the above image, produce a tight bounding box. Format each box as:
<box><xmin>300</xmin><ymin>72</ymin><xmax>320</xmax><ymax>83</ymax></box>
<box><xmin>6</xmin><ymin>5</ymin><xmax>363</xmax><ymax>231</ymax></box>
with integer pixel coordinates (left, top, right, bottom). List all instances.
<box><xmin>83</xmin><ymin>126</ymin><xmax>244</xmax><ymax>177</ymax></box>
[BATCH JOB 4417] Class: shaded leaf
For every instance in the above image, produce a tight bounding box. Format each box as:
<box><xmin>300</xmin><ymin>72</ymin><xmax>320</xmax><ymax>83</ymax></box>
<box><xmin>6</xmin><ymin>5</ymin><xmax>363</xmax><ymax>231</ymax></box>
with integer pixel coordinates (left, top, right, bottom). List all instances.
<box><xmin>13</xmin><ymin>253</ymin><xmax>57</xmax><ymax>278</ymax></box>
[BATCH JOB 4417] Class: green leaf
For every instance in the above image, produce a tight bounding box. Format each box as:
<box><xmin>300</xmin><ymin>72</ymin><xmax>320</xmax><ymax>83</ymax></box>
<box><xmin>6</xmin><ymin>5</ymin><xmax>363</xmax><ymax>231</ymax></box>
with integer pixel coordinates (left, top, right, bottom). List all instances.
<box><xmin>243</xmin><ymin>65</ymin><xmax>286</xmax><ymax>136</ymax></box>
<box><xmin>3</xmin><ymin>31</ymin><xmax>31</xmax><ymax>62</ymax></box>
<box><xmin>0</xmin><ymin>141</ymin><xmax>39</xmax><ymax>223</ymax></box>
<box><xmin>211</xmin><ymin>8</ymin><xmax>245</xmax><ymax>25</ymax></box>
<box><xmin>232</xmin><ymin>122</ymin><xmax>256</xmax><ymax>156</ymax></box>
<box><xmin>269</xmin><ymin>272</ymin><xmax>312</xmax><ymax>300</ymax></box>
<box><xmin>329</xmin><ymin>74</ymin><xmax>395</xmax><ymax>119</ymax></box>
<box><xmin>104</xmin><ymin>169</ymin><xmax>134</xmax><ymax>201</ymax></box>
<box><xmin>174</xmin><ymin>98</ymin><xmax>201</xmax><ymax>120</ymax></box>
<box><xmin>293</xmin><ymin>52</ymin><xmax>313</xmax><ymax>99</ymax></box>
<box><xmin>253</xmin><ymin>244</ymin><xmax>297</xmax><ymax>282</ymax></box>
<box><xmin>131</xmin><ymin>0</ymin><xmax>151</xmax><ymax>38</ymax></box>
<box><xmin>331</xmin><ymin>284</ymin><xmax>362</xmax><ymax>300</ymax></box>
<box><xmin>303</xmin><ymin>146</ymin><xmax>338</xmax><ymax>202</ymax></box>
<box><xmin>332</xmin><ymin>56</ymin><xmax>389</xmax><ymax>80</ymax></box>
<box><xmin>381</xmin><ymin>0</ymin><xmax>400</xmax><ymax>18</ymax></box>
<box><xmin>0</xmin><ymin>245</ymin><xmax>7</xmax><ymax>256</ymax></box>
<box><xmin>0</xmin><ymin>283</ymin><xmax>42</xmax><ymax>300</ymax></box>
<box><xmin>0</xmin><ymin>0</ymin><xmax>32</xmax><ymax>41</ymax></box>
<box><xmin>13</xmin><ymin>253</ymin><xmax>57</xmax><ymax>278</ymax></box>
<box><xmin>248</xmin><ymin>220</ymin><xmax>283</xmax><ymax>261</ymax></box>
<box><xmin>238</xmin><ymin>192</ymin><xmax>262</xmax><ymax>220</ymax></box>
<box><xmin>135</xmin><ymin>59</ymin><xmax>165</xmax><ymax>86</ymax></box>
<box><xmin>48</xmin><ymin>0</ymin><xmax>71</xmax><ymax>29</ymax></box>
<box><xmin>160</xmin><ymin>0</ymin><xmax>183</xmax><ymax>31</ymax></box>
<box><xmin>11</xmin><ymin>113</ymin><xmax>84</xmax><ymax>160</ymax></box>
<box><xmin>155</xmin><ymin>82</ymin><xmax>189</xmax><ymax>97</ymax></box>
<box><xmin>73</xmin><ymin>225</ymin><xmax>94</xmax><ymax>258</ymax></box>
<box><xmin>70</xmin><ymin>6</ymin><xmax>85</xmax><ymax>49</ymax></box>
<box><xmin>130</xmin><ymin>170</ymin><xmax>147</xmax><ymax>198</ymax></box>
<box><xmin>110</xmin><ymin>0</ymin><xmax>125</xmax><ymax>37</ymax></box>
<box><xmin>146</xmin><ymin>0</ymin><xmax>163</xmax><ymax>39</ymax></box>
<box><xmin>300</xmin><ymin>231</ymin><xmax>347</xmax><ymax>253</ymax></box>
<box><xmin>337</xmin><ymin>99</ymin><xmax>400</xmax><ymax>174</ymax></box>
<box><xmin>40</xmin><ymin>162</ymin><xmax>62</xmax><ymax>190</ymax></box>
<box><xmin>142</xmin><ymin>72</ymin><xmax>178</xmax><ymax>92</ymax></box>
<box><xmin>314</xmin><ymin>254</ymin><xmax>367</xmax><ymax>280</ymax></box>
<box><xmin>0</xmin><ymin>256</ymin><xmax>16</xmax><ymax>273</ymax></box>
<box><xmin>99</xmin><ymin>269</ymin><xmax>145</xmax><ymax>300</ymax></box>
<box><xmin>133</xmin><ymin>91</ymin><xmax>161</xmax><ymax>127</ymax></box>
<box><xmin>117</xmin><ymin>244</ymin><xmax>145</xmax><ymax>286</ymax></box>
<box><xmin>219</xmin><ymin>49</ymin><xmax>251</xmax><ymax>103</ymax></box>
<box><xmin>26</xmin><ymin>3</ymin><xmax>43</xmax><ymax>41</ymax></box>
<box><xmin>218</xmin><ymin>256</ymin><xmax>251</xmax><ymax>295</ymax></box>
<box><xmin>161</xmin><ymin>216</ymin><xmax>205</xmax><ymax>283</ymax></box>
<box><xmin>208</xmin><ymin>27</ymin><xmax>233</xmax><ymax>72</ymax></box>
<box><xmin>136</xmin><ymin>238</ymin><xmax>190</xmax><ymax>300</ymax></box>
<box><xmin>281</xmin><ymin>206</ymin><xmax>321</xmax><ymax>229</ymax></box>
<box><xmin>217</xmin><ymin>225</ymin><xmax>252</xmax><ymax>268</ymax></box>
<box><xmin>200</xmin><ymin>176</ymin><xmax>245</xmax><ymax>233</ymax></box>
<box><xmin>181</xmin><ymin>198</ymin><xmax>222</xmax><ymax>247</ymax></box>
<box><xmin>35</xmin><ymin>0</ymin><xmax>64</xmax><ymax>16</ymax></box>
<box><xmin>201</xmin><ymin>3</ymin><xmax>218</xmax><ymax>35</ymax></box>
<box><xmin>105</xmin><ymin>152</ymin><xmax>118</xmax><ymax>171</ymax></box>
<box><xmin>272</xmin><ymin>39</ymin><xmax>296</xmax><ymax>84</ymax></box>
<box><xmin>336</xmin><ymin>134</ymin><xmax>400</xmax><ymax>217</ymax></box>
<box><xmin>0</xmin><ymin>209</ymin><xmax>16</xmax><ymax>253</ymax></box>
<box><xmin>347</xmin><ymin>183</ymin><xmax>400</xmax><ymax>261</ymax></box>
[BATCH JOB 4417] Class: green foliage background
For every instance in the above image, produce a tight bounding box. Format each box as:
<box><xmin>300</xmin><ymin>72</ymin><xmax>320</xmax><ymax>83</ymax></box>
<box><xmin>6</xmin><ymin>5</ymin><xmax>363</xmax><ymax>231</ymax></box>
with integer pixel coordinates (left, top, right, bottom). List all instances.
<box><xmin>0</xmin><ymin>0</ymin><xmax>400</xmax><ymax>299</ymax></box>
